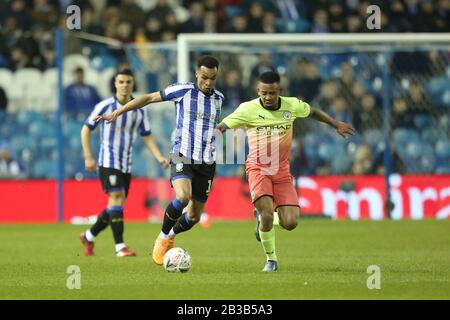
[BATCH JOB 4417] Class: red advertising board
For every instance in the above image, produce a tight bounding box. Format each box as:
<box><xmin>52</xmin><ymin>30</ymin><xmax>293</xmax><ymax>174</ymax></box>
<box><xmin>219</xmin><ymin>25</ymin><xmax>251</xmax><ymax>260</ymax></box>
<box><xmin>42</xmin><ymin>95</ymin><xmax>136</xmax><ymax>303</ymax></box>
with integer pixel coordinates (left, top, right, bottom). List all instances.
<box><xmin>0</xmin><ymin>175</ymin><xmax>449</xmax><ymax>223</ymax></box>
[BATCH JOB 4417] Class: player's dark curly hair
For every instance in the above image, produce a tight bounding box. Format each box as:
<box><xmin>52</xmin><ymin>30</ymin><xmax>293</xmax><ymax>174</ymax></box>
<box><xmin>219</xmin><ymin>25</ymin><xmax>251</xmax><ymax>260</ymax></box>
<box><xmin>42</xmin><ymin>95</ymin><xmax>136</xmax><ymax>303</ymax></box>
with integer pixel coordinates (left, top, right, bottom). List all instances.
<box><xmin>197</xmin><ymin>55</ymin><xmax>219</xmax><ymax>69</ymax></box>
<box><xmin>114</xmin><ymin>68</ymin><xmax>134</xmax><ymax>80</ymax></box>
<box><xmin>259</xmin><ymin>71</ymin><xmax>280</xmax><ymax>84</ymax></box>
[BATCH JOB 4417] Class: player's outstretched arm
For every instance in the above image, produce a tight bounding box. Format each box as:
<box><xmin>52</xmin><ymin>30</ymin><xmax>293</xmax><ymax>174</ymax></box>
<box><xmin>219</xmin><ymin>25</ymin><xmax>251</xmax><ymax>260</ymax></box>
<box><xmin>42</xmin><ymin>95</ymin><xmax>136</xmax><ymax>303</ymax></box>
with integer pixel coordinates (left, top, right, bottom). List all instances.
<box><xmin>142</xmin><ymin>135</ymin><xmax>170</xmax><ymax>168</ymax></box>
<box><xmin>94</xmin><ymin>92</ymin><xmax>163</xmax><ymax>123</ymax></box>
<box><xmin>309</xmin><ymin>107</ymin><xmax>355</xmax><ymax>138</ymax></box>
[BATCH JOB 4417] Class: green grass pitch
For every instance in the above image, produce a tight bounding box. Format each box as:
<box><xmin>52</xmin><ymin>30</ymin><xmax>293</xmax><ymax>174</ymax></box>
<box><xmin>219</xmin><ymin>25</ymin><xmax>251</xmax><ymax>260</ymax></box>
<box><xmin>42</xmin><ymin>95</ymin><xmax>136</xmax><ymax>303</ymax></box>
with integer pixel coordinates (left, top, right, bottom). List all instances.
<box><xmin>0</xmin><ymin>220</ymin><xmax>449</xmax><ymax>300</ymax></box>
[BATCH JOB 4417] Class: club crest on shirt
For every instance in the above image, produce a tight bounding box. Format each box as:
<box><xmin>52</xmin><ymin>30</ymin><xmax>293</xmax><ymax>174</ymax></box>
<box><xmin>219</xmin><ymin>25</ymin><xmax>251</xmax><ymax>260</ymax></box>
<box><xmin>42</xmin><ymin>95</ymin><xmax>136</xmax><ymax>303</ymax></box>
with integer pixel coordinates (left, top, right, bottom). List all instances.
<box><xmin>176</xmin><ymin>163</ymin><xmax>184</xmax><ymax>173</ymax></box>
<box><xmin>109</xmin><ymin>175</ymin><xmax>117</xmax><ymax>186</ymax></box>
<box><xmin>283</xmin><ymin>111</ymin><xmax>292</xmax><ymax>120</ymax></box>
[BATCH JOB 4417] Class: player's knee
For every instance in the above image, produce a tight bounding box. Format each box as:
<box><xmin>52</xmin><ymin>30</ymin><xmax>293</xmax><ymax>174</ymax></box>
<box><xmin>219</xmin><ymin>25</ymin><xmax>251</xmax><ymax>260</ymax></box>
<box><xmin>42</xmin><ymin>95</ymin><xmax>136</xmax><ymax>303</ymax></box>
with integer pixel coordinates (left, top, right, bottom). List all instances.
<box><xmin>176</xmin><ymin>192</ymin><xmax>191</xmax><ymax>204</ymax></box>
<box><xmin>282</xmin><ymin>218</ymin><xmax>298</xmax><ymax>231</ymax></box>
<box><xmin>260</xmin><ymin>210</ymin><xmax>274</xmax><ymax>226</ymax></box>
<box><xmin>109</xmin><ymin>191</ymin><xmax>125</xmax><ymax>204</ymax></box>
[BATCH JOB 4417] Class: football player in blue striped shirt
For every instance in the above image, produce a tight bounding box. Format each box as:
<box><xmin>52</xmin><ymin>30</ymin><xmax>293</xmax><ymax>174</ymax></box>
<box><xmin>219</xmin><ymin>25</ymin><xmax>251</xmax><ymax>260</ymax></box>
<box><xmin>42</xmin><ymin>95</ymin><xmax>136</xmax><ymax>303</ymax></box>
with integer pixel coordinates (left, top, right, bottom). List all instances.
<box><xmin>80</xmin><ymin>68</ymin><xmax>169</xmax><ymax>257</ymax></box>
<box><xmin>96</xmin><ymin>56</ymin><xmax>224</xmax><ymax>265</ymax></box>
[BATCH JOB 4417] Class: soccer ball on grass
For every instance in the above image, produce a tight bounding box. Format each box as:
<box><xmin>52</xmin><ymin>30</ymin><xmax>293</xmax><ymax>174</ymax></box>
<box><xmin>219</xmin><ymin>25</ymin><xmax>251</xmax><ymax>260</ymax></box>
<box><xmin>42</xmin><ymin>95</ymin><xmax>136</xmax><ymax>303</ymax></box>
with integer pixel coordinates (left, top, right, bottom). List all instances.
<box><xmin>163</xmin><ymin>247</ymin><xmax>192</xmax><ymax>273</ymax></box>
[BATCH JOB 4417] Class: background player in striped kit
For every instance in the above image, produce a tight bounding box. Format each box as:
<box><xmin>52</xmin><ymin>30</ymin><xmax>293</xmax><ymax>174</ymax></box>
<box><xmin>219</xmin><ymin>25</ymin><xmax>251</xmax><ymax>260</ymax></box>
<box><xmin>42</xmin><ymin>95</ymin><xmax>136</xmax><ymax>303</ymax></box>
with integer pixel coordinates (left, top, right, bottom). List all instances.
<box><xmin>80</xmin><ymin>69</ymin><xmax>169</xmax><ymax>257</ymax></box>
<box><xmin>96</xmin><ymin>56</ymin><xmax>224</xmax><ymax>265</ymax></box>
<box><xmin>217</xmin><ymin>71</ymin><xmax>354</xmax><ymax>272</ymax></box>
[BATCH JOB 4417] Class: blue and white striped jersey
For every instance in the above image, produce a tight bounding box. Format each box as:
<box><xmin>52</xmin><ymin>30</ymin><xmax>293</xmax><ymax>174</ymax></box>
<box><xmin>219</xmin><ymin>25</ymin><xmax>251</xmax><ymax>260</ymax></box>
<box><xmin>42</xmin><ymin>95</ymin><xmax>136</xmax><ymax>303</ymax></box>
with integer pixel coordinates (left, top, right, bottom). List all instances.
<box><xmin>161</xmin><ymin>82</ymin><xmax>224</xmax><ymax>163</ymax></box>
<box><xmin>85</xmin><ymin>96</ymin><xmax>152</xmax><ymax>174</ymax></box>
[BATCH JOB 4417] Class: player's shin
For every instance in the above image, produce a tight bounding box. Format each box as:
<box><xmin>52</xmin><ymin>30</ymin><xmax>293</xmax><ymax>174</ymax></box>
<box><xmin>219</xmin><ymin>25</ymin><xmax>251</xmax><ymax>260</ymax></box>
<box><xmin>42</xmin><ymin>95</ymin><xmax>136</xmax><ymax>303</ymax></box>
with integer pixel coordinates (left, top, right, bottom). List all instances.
<box><xmin>89</xmin><ymin>209</ymin><xmax>110</xmax><ymax>238</ymax></box>
<box><xmin>161</xmin><ymin>199</ymin><xmax>188</xmax><ymax>236</ymax></box>
<box><xmin>109</xmin><ymin>206</ymin><xmax>124</xmax><ymax>248</ymax></box>
<box><xmin>171</xmin><ymin>212</ymin><xmax>199</xmax><ymax>235</ymax></box>
<box><xmin>260</xmin><ymin>228</ymin><xmax>278</xmax><ymax>262</ymax></box>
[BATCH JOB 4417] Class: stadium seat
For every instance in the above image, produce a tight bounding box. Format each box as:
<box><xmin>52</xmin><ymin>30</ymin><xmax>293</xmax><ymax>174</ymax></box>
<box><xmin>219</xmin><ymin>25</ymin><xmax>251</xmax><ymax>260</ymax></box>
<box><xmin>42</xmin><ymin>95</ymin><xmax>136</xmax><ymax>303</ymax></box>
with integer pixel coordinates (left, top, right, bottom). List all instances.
<box><xmin>63</xmin><ymin>54</ymin><xmax>90</xmax><ymax>74</ymax></box>
<box><xmin>435</xmin><ymin>140</ymin><xmax>450</xmax><ymax>159</ymax></box>
<box><xmin>414</xmin><ymin>114</ymin><xmax>434</xmax><ymax>130</ymax></box>
<box><xmin>13</xmin><ymin>69</ymin><xmax>43</xmax><ymax>111</ymax></box>
<box><xmin>0</xmin><ymin>69</ymin><xmax>13</xmax><ymax>96</ymax></box>
<box><xmin>98</xmin><ymin>67</ymin><xmax>116</xmax><ymax>98</ymax></box>
<box><xmin>331</xmin><ymin>155</ymin><xmax>351</xmax><ymax>174</ymax></box>
<box><xmin>363</xmin><ymin>129</ymin><xmax>384</xmax><ymax>147</ymax></box>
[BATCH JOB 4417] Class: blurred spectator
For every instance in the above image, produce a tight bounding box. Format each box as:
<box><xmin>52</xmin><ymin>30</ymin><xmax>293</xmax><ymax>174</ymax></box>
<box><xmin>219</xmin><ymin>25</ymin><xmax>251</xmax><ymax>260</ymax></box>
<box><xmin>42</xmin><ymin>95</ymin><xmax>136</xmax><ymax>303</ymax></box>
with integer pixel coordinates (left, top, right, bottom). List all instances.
<box><xmin>203</xmin><ymin>11</ymin><xmax>218</xmax><ymax>33</ymax></box>
<box><xmin>391</xmin><ymin>50</ymin><xmax>431</xmax><ymax>78</ymax></box>
<box><xmin>391</xmin><ymin>96</ymin><xmax>415</xmax><ymax>129</ymax></box>
<box><xmin>115</xmin><ymin>21</ymin><xmax>135</xmax><ymax>43</ymax></box>
<box><xmin>250</xmin><ymin>52</ymin><xmax>275</xmax><ymax>86</ymax></box>
<box><xmin>144</xmin><ymin>15</ymin><xmax>163</xmax><ymax>42</ymax></box>
<box><xmin>353</xmin><ymin>93</ymin><xmax>382</xmax><ymax>133</ymax></box>
<box><xmin>81</xmin><ymin>7</ymin><xmax>104</xmax><ymax>35</ymax></box>
<box><xmin>246</xmin><ymin>1</ymin><xmax>264</xmax><ymax>33</ymax></box>
<box><xmin>329</xmin><ymin>95</ymin><xmax>352</xmax><ymax>123</ymax></box>
<box><xmin>8</xmin><ymin>46</ymin><xmax>34</xmax><ymax>71</ymax></box>
<box><xmin>65</xmin><ymin>67</ymin><xmax>101</xmax><ymax>113</ymax></box>
<box><xmin>30</xmin><ymin>0</ymin><xmax>60</xmax><ymax>30</ymax></box>
<box><xmin>181</xmin><ymin>1</ymin><xmax>205</xmax><ymax>33</ymax></box>
<box><xmin>406</xmin><ymin>80</ymin><xmax>433</xmax><ymax>112</ymax></box>
<box><xmin>218</xmin><ymin>69</ymin><xmax>249</xmax><ymax>110</ymax></box>
<box><xmin>349</xmin><ymin>144</ymin><xmax>373</xmax><ymax>175</ymax></box>
<box><xmin>310</xmin><ymin>9</ymin><xmax>329</xmax><ymax>33</ymax></box>
<box><xmin>371</xmin><ymin>146</ymin><xmax>406</xmax><ymax>175</ymax></box>
<box><xmin>119</xmin><ymin>0</ymin><xmax>146</xmax><ymax>30</ymax></box>
<box><xmin>328</xmin><ymin>1</ymin><xmax>345</xmax><ymax>33</ymax></box>
<box><xmin>313</xmin><ymin>79</ymin><xmax>337</xmax><ymax>111</ymax></box>
<box><xmin>228</xmin><ymin>14</ymin><xmax>249</xmax><ymax>33</ymax></box>
<box><xmin>204</xmin><ymin>0</ymin><xmax>229</xmax><ymax>32</ymax></box>
<box><xmin>315</xmin><ymin>159</ymin><xmax>332</xmax><ymax>176</ymax></box>
<box><xmin>345</xmin><ymin>11</ymin><xmax>363</xmax><ymax>32</ymax></box>
<box><xmin>290</xmin><ymin>60</ymin><xmax>322</xmax><ymax>101</ymax></box>
<box><xmin>0</xmin><ymin>143</ymin><xmax>25</xmax><ymax>179</ymax></box>
<box><xmin>4</xmin><ymin>0</ymin><xmax>31</xmax><ymax>31</ymax></box>
<box><xmin>291</xmin><ymin>141</ymin><xmax>310</xmax><ymax>177</ymax></box>
<box><xmin>388</xmin><ymin>0</ymin><xmax>412</xmax><ymax>32</ymax></box>
<box><xmin>434</xmin><ymin>0</ymin><xmax>449</xmax><ymax>32</ymax></box>
<box><xmin>336</xmin><ymin>62</ymin><xmax>357</xmax><ymax>105</ymax></box>
<box><xmin>148</xmin><ymin>0</ymin><xmax>174</xmax><ymax>17</ymax></box>
<box><xmin>262</xmin><ymin>11</ymin><xmax>279</xmax><ymax>33</ymax></box>
<box><xmin>0</xmin><ymin>86</ymin><xmax>8</xmax><ymax>111</ymax></box>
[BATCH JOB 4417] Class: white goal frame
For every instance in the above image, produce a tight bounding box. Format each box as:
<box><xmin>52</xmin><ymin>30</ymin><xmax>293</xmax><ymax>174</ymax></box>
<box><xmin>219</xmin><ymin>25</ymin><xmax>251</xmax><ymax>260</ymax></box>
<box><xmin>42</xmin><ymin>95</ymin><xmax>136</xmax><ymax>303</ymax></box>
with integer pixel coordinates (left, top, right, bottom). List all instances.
<box><xmin>177</xmin><ymin>33</ymin><xmax>450</xmax><ymax>83</ymax></box>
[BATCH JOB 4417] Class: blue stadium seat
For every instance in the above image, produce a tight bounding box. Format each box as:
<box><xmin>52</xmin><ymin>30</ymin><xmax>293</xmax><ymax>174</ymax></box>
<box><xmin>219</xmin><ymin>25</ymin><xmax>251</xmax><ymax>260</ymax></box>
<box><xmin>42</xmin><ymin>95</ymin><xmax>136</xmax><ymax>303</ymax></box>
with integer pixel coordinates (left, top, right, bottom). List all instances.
<box><xmin>435</xmin><ymin>140</ymin><xmax>450</xmax><ymax>159</ymax></box>
<box><xmin>276</xmin><ymin>19</ymin><xmax>310</xmax><ymax>33</ymax></box>
<box><xmin>31</xmin><ymin>159</ymin><xmax>57</xmax><ymax>179</ymax></box>
<box><xmin>28</xmin><ymin>122</ymin><xmax>56</xmax><ymax>138</ymax></box>
<box><xmin>224</xmin><ymin>6</ymin><xmax>243</xmax><ymax>19</ymax></box>
<box><xmin>363</xmin><ymin>129</ymin><xmax>384</xmax><ymax>147</ymax></box>
<box><xmin>331</xmin><ymin>155</ymin><xmax>351</xmax><ymax>174</ymax></box>
<box><xmin>413</xmin><ymin>114</ymin><xmax>434</xmax><ymax>130</ymax></box>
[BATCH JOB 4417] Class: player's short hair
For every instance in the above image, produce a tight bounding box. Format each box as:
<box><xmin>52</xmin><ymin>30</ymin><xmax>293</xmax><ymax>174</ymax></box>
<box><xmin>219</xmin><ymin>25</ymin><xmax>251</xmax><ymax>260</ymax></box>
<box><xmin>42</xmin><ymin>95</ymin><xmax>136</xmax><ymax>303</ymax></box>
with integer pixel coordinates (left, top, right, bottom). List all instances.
<box><xmin>197</xmin><ymin>55</ymin><xmax>219</xmax><ymax>70</ymax></box>
<box><xmin>114</xmin><ymin>68</ymin><xmax>134</xmax><ymax>81</ymax></box>
<box><xmin>259</xmin><ymin>71</ymin><xmax>280</xmax><ymax>84</ymax></box>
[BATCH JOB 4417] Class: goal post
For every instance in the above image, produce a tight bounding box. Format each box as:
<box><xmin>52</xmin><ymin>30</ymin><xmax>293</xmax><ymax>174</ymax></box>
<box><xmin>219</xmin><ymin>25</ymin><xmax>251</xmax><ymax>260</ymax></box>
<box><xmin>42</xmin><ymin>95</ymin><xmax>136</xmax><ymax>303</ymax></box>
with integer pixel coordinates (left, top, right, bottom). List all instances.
<box><xmin>177</xmin><ymin>33</ymin><xmax>450</xmax><ymax>82</ymax></box>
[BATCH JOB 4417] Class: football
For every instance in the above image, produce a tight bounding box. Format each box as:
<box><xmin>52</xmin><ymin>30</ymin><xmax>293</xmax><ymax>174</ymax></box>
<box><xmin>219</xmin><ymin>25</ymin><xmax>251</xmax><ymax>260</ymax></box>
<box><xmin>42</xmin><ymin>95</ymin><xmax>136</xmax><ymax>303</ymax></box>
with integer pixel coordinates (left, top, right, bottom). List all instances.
<box><xmin>163</xmin><ymin>247</ymin><xmax>192</xmax><ymax>273</ymax></box>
